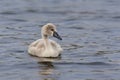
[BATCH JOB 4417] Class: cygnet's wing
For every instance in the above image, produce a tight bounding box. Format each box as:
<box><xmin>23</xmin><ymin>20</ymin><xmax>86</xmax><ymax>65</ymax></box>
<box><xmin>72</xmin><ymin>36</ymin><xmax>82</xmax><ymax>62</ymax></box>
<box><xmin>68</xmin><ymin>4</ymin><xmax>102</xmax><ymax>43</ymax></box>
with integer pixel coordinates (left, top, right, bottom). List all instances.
<box><xmin>28</xmin><ymin>39</ymin><xmax>45</xmax><ymax>55</ymax></box>
<box><xmin>49</xmin><ymin>40</ymin><xmax>63</xmax><ymax>52</ymax></box>
<box><xmin>29</xmin><ymin>39</ymin><xmax>44</xmax><ymax>47</ymax></box>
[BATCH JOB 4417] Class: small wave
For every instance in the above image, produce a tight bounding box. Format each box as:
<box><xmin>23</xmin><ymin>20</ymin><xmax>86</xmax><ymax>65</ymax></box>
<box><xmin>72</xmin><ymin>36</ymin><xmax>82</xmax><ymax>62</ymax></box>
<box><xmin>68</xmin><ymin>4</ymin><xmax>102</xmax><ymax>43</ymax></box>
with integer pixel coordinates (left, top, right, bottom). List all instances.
<box><xmin>54</xmin><ymin>61</ymin><xmax>110</xmax><ymax>65</ymax></box>
<box><xmin>69</xmin><ymin>26</ymin><xmax>84</xmax><ymax>30</ymax></box>
<box><xmin>0</xmin><ymin>11</ymin><xmax>17</xmax><ymax>15</ymax></box>
<box><xmin>112</xmin><ymin>16</ymin><xmax>120</xmax><ymax>19</ymax></box>
<box><xmin>26</xmin><ymin>9</ymin><xmax>39</xmax><ymax>13</ymax></box>
<box><xmin>95</xmin><ymin>51</ymin><xmax>112</xmax><ymax>55</ymax></box>
<box><xmin>11</xmin><ymin>19</ymin><xmax>27</xmax><ymax>22</ymax></box>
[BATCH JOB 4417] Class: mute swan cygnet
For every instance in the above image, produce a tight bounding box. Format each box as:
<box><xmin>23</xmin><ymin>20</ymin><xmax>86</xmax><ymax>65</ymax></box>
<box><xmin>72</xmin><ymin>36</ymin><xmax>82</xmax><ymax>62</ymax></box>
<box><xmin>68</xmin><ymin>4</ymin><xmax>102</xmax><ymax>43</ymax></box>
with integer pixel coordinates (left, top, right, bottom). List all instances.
<box><xmin>28</xmin><ymin>23</ymin><xmax>63</xmax><ymax>57</ymax></box>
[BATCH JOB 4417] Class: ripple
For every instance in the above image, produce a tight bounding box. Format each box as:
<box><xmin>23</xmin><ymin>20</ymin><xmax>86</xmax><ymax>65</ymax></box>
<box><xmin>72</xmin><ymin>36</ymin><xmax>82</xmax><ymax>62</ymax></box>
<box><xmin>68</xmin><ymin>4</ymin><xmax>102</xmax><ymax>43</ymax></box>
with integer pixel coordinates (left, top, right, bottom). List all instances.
<box><xmin>54</xmin><ymin>61</ymin><xmax>111</xmax><ymax>65</ymax></box>
<box><xmin>0</xmin><ymin>11</ymin><xmax>17</xmax><ymax>15</ymax></box>
<box><xmin>10</xmin><ymin>62</ymin><xmax>39</xmax><ymax>69</ymax></box>
<box><xmin>69</xmin><ymin>26</ymin><xmax>84</xmax><ymax>30</ymax></box>
<box><xmin>112</xmin><ymin>16</ymin><xmax>120</xmax><ymax>19</ymax></box>
<box><xmin>95</xmin><ymin>51</ymin><xmax>112</xmax><ymax>55</ymax></box>
<box><xmin>79</xmin><ymin>11</ymin><xmax>96</xmax><ymax>15</ymax></box>
<box><xmin>8</xmin><ymin>49</ymin><xmax>25</xmax><ymax>54</ymax></box>
<box><xmin>11</xmin><ymin>19</ymin><xmax>27</xmax><ymax>22</ymax></box>
<box><xmin>64</xmin><ymin>44</ymin><xmax>84</xmax><ymax>50</ymax></box>
<box><xmin>26</xmin><ymin>9</ymin><xmax>39</xmax><ymax>13</ymax></box>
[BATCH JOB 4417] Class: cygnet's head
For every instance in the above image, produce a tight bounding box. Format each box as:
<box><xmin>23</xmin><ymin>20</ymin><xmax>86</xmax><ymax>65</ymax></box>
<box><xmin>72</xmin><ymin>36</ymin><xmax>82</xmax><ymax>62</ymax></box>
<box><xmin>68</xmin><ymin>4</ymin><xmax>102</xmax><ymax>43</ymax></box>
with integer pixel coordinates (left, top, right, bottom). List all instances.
<box><xmin>41</xmin><ymin>23</ymin><xmax>62</xmax><ymax>40</ymax></box>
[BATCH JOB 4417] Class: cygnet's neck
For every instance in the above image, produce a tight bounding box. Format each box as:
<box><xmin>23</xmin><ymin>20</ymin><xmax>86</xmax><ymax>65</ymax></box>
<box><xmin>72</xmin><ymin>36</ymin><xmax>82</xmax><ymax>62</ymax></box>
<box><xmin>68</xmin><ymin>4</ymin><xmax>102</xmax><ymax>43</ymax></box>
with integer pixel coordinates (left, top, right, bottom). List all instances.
<box><xmin>42</xmin><ymin>34</ymin><xmax>52</xmax><ymax>49</ymax></box>
<box><xmin>42</xmin><ymin>34</ymin><xmax>48</xmax><ymax>39</ymax></box>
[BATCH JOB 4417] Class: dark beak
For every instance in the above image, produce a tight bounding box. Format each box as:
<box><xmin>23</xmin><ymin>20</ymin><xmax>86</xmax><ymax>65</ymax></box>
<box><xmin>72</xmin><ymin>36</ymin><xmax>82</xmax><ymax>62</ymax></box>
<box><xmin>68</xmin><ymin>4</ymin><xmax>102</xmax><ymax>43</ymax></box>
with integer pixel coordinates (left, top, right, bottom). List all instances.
<box><xmin>53</xmin><ymin>31</ymin><xmax>62</xmax><ymax>40</ymax></box>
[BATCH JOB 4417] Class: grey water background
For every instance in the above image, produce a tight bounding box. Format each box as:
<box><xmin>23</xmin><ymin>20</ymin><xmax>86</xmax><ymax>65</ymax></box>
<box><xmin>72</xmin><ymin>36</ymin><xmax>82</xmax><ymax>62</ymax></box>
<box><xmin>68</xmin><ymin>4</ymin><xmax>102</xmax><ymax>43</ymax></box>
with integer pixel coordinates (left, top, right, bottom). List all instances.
<box><xmin>0</xmin><ymin>0</ymin><xmax>120</xmax><ymax>80</ymax></box>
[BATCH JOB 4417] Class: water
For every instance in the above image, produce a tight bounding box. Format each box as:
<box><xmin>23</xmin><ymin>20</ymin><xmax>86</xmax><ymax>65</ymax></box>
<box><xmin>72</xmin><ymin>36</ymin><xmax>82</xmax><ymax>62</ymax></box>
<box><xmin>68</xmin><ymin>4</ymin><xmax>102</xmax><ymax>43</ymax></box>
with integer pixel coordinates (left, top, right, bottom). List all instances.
<box><xmin>0</xmin><ymin>0</ymin><xmax>120</xmax><ymax>80</ymax></box>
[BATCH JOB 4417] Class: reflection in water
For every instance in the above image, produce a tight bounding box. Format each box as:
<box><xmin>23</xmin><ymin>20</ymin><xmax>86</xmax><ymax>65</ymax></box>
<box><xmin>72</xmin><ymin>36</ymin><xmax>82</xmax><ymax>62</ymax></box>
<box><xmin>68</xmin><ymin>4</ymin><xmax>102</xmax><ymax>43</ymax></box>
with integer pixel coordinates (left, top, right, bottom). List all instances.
<box><xmin>31</xmin><ymin>55</ymin><xmax>61</xmax><ymax>62</ymax></box>
<box><xmin>35</xmin><ymin>57</ymin><xmax>61</xmax><ymax>80</ymax></box>
<box><xmin>38</xmin><ymin>62</ymin><xmax>54</xmax><ymax>75</ymax></box>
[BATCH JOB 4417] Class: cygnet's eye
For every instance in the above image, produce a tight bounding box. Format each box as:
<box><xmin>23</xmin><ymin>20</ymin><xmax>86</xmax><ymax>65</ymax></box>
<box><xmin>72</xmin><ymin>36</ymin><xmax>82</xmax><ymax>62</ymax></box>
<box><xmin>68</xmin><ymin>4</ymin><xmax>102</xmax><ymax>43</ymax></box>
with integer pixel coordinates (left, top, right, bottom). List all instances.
<box><xmin>51</xmin><ymin>29</ymin><xmax>54</xmax><ymax>31</ymax></box>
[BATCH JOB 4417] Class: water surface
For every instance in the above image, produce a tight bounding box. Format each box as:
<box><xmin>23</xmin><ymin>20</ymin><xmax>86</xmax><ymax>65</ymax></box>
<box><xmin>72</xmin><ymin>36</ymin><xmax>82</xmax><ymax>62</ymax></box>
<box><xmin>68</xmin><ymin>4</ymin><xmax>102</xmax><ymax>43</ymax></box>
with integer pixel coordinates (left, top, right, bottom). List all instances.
<box><xmin>0</xmin><ymin>0</ymin><xmax>120</xmax><ymax>80</ymax></box>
